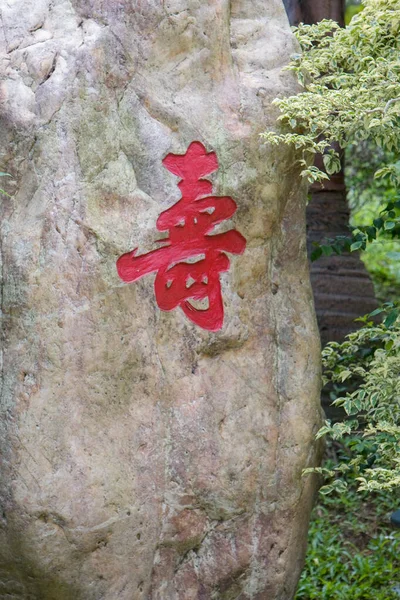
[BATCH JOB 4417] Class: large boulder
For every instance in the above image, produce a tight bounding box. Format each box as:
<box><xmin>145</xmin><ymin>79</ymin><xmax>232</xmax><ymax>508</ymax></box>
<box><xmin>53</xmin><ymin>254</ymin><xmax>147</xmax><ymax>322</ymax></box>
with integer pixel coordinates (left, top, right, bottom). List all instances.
<box><xmin>0</xmin><ymin>1</ymin><xmax>322</xmax><ymax>598</ymax></box>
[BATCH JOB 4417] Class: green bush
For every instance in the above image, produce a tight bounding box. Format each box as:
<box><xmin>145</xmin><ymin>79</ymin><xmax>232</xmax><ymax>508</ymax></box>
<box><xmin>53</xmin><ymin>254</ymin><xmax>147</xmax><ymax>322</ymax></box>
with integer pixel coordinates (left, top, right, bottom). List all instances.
<box><xmin>263</xmin><ymin>0</ymin><xmax>400</xmax><ymax>186</ymax></box>
<box><xmin>296</xmin><ymin>477</ymin><xmax>400</xmax><ymax>599</ymax></box>
<box><xmin>307</xmin><ymin>304</ymin><xmax>400</xmax><ymax>494</ymax></box>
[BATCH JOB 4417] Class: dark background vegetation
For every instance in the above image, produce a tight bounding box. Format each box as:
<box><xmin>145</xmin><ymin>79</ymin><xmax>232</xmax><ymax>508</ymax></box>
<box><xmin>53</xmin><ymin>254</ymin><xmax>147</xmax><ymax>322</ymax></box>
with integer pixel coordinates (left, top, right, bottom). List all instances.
<box><xmin>280</xmin><ymin>1</ymin><xmax>400</xmax><ymax>597</ymax></box>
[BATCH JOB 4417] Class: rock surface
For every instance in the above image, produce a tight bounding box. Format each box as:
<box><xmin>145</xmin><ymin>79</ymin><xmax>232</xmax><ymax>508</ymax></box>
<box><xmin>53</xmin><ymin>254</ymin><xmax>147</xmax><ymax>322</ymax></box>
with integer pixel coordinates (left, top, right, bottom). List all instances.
<box><xmin>0</xmin><ymin>1</ymin><xmax>322</xmax><ymax>598</ymax></box>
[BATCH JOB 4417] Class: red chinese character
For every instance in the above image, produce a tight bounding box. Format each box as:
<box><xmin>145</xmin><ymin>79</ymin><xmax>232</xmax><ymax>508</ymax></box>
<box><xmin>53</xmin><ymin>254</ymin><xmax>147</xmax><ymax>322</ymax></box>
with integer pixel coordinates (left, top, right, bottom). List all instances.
<box><xmin>116</xmin><ymin>141</ymin><xmax>246</xmax><ymax>331</ymax></box>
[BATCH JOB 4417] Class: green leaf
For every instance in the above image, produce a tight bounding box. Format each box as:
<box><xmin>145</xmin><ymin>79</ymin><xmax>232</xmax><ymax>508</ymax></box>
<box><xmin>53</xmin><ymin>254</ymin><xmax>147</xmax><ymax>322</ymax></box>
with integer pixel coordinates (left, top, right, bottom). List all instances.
<box><xmin>384</xmin><ymin>221</ymin><xmax>395</xmax><ymax>230</ymax></box>
<box><xmin>343</xmin><ymin>399</ymin><xmax>355</xmax><ymax>415</ymax></box>
<box><xmin>385</xmin><ymin>339</ymin><xmax>394</xmax><ymax>351</ymax></box>
<box><xmin>383</xmin><ymin>310</ymin><xmax>398</xmax><ymax>328</ymax></box>
<box><xmin>339</xmin><ymin>370</ymin><xmax>352</xmax><ymax>382</ymax></box>
<box><xmin>350</xmin><ymin>241</ymin><xmax>363</xmax><ymax>251</ymax></box>
<box><xmin>368</xmin><ymin>307</ymin><xmax>384</xmax><ymax>317</ymax></box>
<box><xmin>311</xmin><ymin>246</ymin><xmax>323</xmax><ymax>262</ymax></box>
<box><xmin>321</xmin><ymin>245</ymin><xmax>334</xmax><ymax>256</ymax></box>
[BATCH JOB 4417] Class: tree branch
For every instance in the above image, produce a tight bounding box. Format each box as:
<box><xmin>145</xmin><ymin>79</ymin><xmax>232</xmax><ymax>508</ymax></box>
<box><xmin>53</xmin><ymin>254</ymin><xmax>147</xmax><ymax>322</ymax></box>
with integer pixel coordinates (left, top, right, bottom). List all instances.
<box><xmin>365</xmin><ymin>97</ymin><xmax>400</xmax><ymax>115</ymax></box>
<box><xmin>384</xmin><ymin>97</ymin><xmax>400</xmax><ymax>113</ymax></box>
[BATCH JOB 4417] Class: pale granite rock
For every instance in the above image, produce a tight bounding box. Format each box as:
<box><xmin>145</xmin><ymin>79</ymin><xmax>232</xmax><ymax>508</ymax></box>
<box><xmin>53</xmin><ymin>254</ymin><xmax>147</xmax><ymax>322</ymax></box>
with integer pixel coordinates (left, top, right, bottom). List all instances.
<box><xmin>0</xmin><ymin>1</ymin><xmax>322</xmax><ymax>598</ymax></box>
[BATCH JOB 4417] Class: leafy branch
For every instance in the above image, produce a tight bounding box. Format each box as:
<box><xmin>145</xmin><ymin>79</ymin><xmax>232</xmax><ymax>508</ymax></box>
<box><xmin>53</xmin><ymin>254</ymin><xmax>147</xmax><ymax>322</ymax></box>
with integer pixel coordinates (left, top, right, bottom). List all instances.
<box><xmin>262</xmin><ymin>0</ymin><xmax>400</xmax><ymax>187</ymax></box>
<box><xmin>310</xmin><ymin>196</ymin><xmax>400</xmax><ymax>261</ymax></box>
<box><xmin>305</xmin><ymin>303</ymin><xmax>400</xmax><ymax>494</ymax></box>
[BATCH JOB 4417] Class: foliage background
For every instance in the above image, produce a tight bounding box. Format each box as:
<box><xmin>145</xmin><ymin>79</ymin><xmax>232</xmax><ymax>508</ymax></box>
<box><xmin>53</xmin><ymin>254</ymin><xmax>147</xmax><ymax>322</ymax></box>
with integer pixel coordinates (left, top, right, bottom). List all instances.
<box><xmin>279</xmin><ymin>1</ymin><xmax>400</xmax><ymax>597</ymax></box>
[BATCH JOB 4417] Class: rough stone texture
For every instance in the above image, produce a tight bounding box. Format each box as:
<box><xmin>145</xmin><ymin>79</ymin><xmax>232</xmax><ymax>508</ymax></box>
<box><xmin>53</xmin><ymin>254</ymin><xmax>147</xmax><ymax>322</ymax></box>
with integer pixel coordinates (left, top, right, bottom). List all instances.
<box><xmin>0</xmin><ymin>1</ymin><xmax>322</xmax><ymax>599</ymax></box>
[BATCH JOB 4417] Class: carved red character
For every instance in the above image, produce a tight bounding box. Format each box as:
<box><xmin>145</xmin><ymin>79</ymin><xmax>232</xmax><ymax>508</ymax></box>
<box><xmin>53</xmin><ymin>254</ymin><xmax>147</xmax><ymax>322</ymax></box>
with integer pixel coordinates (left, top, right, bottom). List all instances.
<box><xmin>116</xmin><ymin>141</ymin><xmax>246</xmax><ymax>331</ymax></box>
